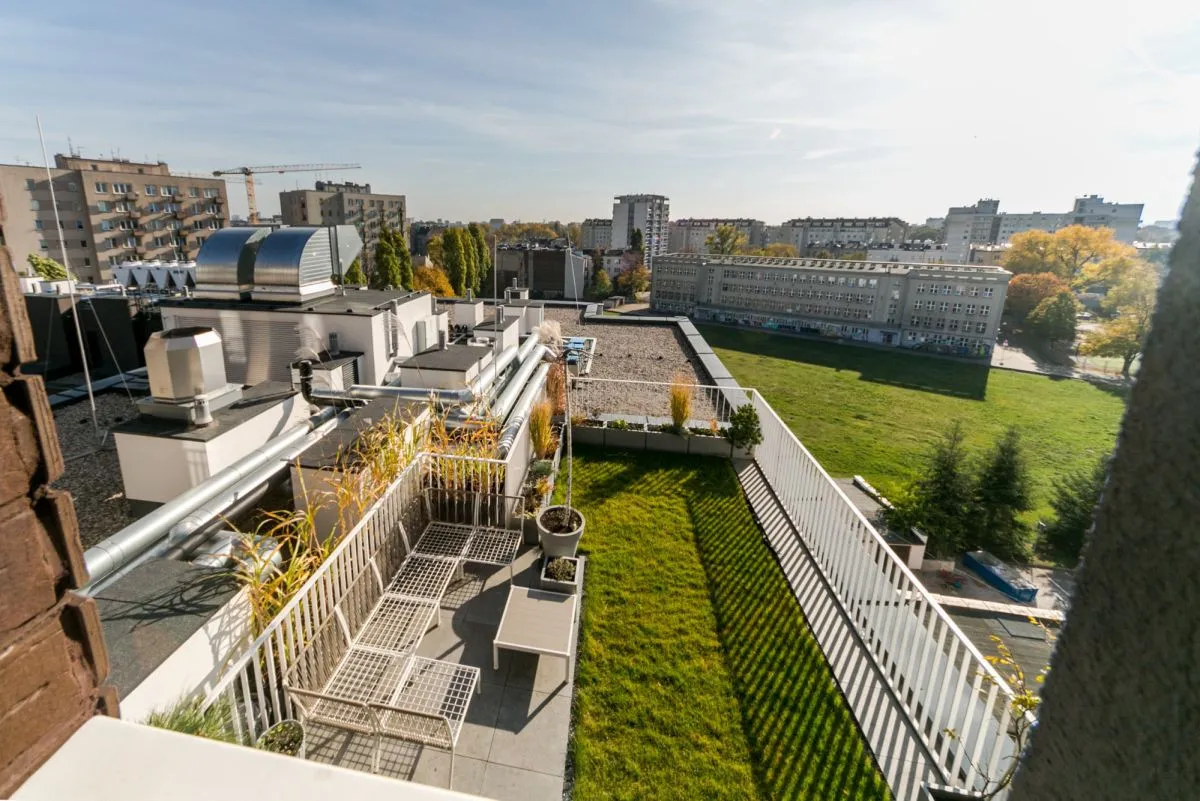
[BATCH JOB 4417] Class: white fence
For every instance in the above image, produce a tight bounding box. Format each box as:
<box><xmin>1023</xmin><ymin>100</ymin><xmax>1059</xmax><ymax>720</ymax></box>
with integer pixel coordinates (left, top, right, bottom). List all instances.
<box><xmin>202</xmin><ymin>451</ymin><xmax>501</xmax><ymax>743</ymax></box>
<box><xmin>750</xmin><ymin>394</ymin><xmax>1018</xmax><ymax>793</ymax></box>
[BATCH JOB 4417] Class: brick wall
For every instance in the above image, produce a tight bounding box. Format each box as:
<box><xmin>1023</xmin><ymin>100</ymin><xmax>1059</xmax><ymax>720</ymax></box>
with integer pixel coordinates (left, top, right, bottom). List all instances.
<box><xmin>0</xmin><ymin>245</ymin><xmax>117</xmax><ymax>796</ymax></box>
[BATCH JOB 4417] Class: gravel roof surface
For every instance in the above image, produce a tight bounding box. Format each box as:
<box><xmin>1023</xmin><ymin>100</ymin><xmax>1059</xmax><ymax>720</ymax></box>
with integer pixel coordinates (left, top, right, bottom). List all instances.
<box><xmin>542</xmin><ymin>307</ymin><xmax>707</xmax><ymax>384</ymax></box>
<box><xmin>53</xmin><ymin>391</ymin><xmax>141</xmax><ymax>549</ymax></box>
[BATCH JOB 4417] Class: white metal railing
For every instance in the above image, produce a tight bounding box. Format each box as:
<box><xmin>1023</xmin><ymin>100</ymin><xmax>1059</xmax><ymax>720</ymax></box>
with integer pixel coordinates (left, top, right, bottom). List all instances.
<box><xmin>571</xmin><ymin>378</ymin><xmax>751</xmax><ymax>426</ymax></box>
<box><xmin>750</xmin><ymin>393</ymin><xmax>1018</xmax><ymax>793</ymax></box>
<box><xmin>202</xmin><ymin>450</ymin><xmax>500</xmax><ymax>743</ymax></box>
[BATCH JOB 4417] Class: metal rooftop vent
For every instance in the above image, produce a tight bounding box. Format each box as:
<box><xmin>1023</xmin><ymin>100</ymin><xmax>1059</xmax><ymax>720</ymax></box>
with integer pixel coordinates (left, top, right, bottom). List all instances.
<box><xmin>194</xmin><ymin>228</ymin><xmax>271</xmax><ymax>300</ymax></box>
<box><xmin>250</xmin><ymin>226</ymin><xmax>362</xmax><ymax>303</ymax></box>
<box><xmin>140</xmin><ymin>327</ymin><xmax>242</xmax><ymax>423</ymax></box>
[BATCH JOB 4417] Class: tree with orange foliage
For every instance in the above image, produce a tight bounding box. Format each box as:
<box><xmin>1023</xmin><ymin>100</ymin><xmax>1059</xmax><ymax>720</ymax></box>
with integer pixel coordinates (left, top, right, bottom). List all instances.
<box><xmin>1004</xmin><ymin>272</ymin><xmax>1070</xmax><ymax>320</ymax></box>
<box><xmin>412</xmin><ymin>266</ymin><xmax>455</xmax><ymax>297</ymax></box>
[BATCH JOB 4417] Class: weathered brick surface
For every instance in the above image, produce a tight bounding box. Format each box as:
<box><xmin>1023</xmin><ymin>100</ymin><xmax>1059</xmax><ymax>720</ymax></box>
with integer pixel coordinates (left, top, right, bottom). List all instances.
<box><xmin>0</xmin><ymin>244</ymin><xmax>114</xmax><ymax>795</ymax></box>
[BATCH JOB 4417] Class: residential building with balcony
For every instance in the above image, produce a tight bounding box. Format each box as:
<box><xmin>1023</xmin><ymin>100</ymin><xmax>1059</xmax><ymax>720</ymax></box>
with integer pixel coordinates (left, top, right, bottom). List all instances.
<box><xmin>668</xmin><ymin>218</ymin><xmax>767</xmax><ymax>253</ymax></box>
<box><xmin>610</xmin><ymin>193</ymin><xmax>669</xmax><ymax>256</ymax></box>
<box><xmin>0</xmin><ymin>155</ymin><xmax>229</xmax><ymax>282</ymax></box>
<box><xmin>279</xmin><ymin>181</ymin><xmax>406</xmax><ymax>267</ymax></box>
<box><xmin>766</xmin><ymin>217</ymin><xmax>908</xmax><ymax>253</ymax></box>
<box><xmin>579</xmin><ymin>218</ymin><xmax>612</xmax><ymax>251</ymax></box>
<box><xmin>651</xmin><ymin>252</ymin><xmax>1011</xmax><ymax>356</ymax></box>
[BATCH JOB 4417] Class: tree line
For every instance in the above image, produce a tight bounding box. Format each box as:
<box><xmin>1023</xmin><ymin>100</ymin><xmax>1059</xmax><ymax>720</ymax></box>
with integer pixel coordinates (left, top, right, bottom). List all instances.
<box><xmin>1001</xmin><ymin>225</ymin><xmax>1159</xmax><ymax>376</ymax></box>
<box><xmin>886</xmin><ymin>423</ymin><xmax>1108</xmax><ymax>564</ymax></box>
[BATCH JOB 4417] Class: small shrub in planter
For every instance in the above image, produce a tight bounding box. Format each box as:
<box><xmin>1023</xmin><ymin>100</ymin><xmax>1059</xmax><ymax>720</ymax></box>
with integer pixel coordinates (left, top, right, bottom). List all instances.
<box><xmin>578</xmin><ymin>417</ymin><xmax>605</xmax><ymax>427</ymax></box>
<box><xmin>688</xmin><ymin>425</ymin><xmax>719</xmax><ymax>437</ymax></box>
<box><xmin>725</xmin><ymin>404</ymin><xmax>763</xmax><ymax>454</ymax></box>
<box><xmin>257</xmin><ymin>719</ymin><xmax>305</xmax><ymax>757</ymax></box>
<box><xmin>541</xmin><ymin>556</ymin><xmax>580</xmax><ymax>594</ymax></box>
<box><xmin>607</xmin><ymin>418</ymin><xmax>630</xmax><ymax>430</ymax></box>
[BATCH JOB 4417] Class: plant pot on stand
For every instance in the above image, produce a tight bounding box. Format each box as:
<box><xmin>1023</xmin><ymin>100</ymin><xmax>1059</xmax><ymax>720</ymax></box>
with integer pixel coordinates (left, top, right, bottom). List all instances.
<box><xmin>540</xmin><ymin>555</ymin><xmax>581</xmax><ymax>594</ymax></box>
<box><xmin>538</xmin><ymin>505</ymin><xmax>585</xmax><ymax>558</ymax></box>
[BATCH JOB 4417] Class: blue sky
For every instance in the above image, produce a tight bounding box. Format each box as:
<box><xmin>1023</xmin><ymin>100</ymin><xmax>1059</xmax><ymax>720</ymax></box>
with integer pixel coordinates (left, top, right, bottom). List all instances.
<box><xmin>2</xmin><ymin>0</ymin><xmax>1198</xmax><ymax>224</ymax></box>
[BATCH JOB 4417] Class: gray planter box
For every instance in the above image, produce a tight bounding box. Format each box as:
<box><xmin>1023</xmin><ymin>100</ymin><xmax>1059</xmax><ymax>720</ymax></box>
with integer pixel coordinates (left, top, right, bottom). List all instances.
<box><xmin>540</xmin><ymin>556</ymin><xmax>581</xmax><ymax>595</ymax></box>
<box><xmin>572</xmin><ymin>424</ymin><xmax>605</xmax><ymax>447</ymax></box>
<box><xmin>687</xmin><ymin>435</ymin><xmax>733</xmax><ymax>458</ymax></box>
<box><xmin>604</xmin><ymin>427</ymin><xmax>647</xmax><ymax>451</ymax></box>
<box><xmin>645</xmin><ymin>430</ymin><xmax>688</xmax><ymax>453</ymax></box>
<box><xmin>731</xmin><ymin>444</ymin><xmax>755</xmax><ymax>460</ymax></box>
<box><xmin>921</xmin><ymin>785</ymin><xmax>985</xmax><ymax>801</ymax></box>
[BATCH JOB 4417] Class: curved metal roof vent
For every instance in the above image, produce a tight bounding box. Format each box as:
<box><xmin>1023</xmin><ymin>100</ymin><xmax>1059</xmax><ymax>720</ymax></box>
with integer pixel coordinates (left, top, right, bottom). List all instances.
<box><xmin>250</xmin><ymin>225</ymin><xmax>361</xmax><ymax>303</ymax></box>
<box><xmin>194</xmin><ymin>228</ymin><xmax>270</xmax><ymax>299</ymax></box>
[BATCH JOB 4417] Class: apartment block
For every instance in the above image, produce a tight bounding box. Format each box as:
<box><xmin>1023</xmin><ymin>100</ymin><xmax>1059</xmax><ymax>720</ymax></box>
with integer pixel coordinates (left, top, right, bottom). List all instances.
<box><xmin>944</xmin><ymin>195</ymin><xmax>1143</xmax><ymax>261</ymax></box>
<box><xmin>651</xmin><ymin>253</ymin><xmax>1010</xmax><ymax>356</ymax></box>
<box><xmin>667</xmin><ymin>218</ymin><xmax>766</xmax><ymax>253</ymax></box>
<box><xmin>0</xmin><ymin>155</ymin><xmax>229</xmax><ymax>283</ymax></box>
<box><xmin>610</xmin><ymin>194</ymin><xmax>669</xmax><ymax>256</ymax></box>
<box><xmin>279</xmin><ymin>181</ymin><xmax>405</xmax><ymax>266</ymax></box>
<box><xmin>766</xmin><ymin>217</ymin><xmax>908</xmax><ymax>253</ymax></box>
<box><xmin>580</xmin><ymin>218</ymin><xmax>612</xmax><ymax>251</ymax></box>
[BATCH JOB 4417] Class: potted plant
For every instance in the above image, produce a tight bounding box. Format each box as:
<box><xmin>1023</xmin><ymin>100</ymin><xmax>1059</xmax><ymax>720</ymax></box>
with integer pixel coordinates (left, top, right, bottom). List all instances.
<box><xmin>538</xmin><ymin>343</ymin><xmax>586</xmax><ymax>558</ymax></box>
<box><xmin>540</xmin><ymin>555</ymin><xmax>581</xmax><ymax>594</ymax></box>
<box><xmin>687</xmin><ymin>420</ymin><xmax>734</xmax><ymax>457</ymax></box>
<box><xmin>257</xmin><ymin>719</ymin><xmax>306</xmax><ymax>758</ymax></box>
<box><xmin>725</xmin><ymin>403</ymin><xmax>763</xmax><ymax>459</ymax></box>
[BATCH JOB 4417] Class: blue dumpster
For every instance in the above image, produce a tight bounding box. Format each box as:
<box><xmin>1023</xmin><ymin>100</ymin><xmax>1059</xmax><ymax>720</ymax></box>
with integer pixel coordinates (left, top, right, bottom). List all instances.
<box><xmin>962</xmin><ymin>550</ymin><xmax>1038</xmax><ymax>604</ymax></box>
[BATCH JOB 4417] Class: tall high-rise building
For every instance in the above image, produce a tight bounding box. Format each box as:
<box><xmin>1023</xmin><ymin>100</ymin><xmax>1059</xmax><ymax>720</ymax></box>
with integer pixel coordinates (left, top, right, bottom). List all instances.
<box><xmin>0</xmin><ymin>155</ymin><xmax>229</xmax><ymax>282</ymax></box>
<box><xmin>279</xmin><ymin>181</ymin><xmax>406</xmax><ymax>266</ymax></box>
<box><xmin>610</xmin><ymin>194</ymin><xmax>669</xmax><ymax>256</ymax></box>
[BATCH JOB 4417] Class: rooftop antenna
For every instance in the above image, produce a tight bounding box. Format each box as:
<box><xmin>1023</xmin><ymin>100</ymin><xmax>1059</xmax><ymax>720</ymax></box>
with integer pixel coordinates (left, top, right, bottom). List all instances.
<box><xmin>38</xmin><ymin>115</ymin><xmax>99</xmax><ymax>438</ymax></box>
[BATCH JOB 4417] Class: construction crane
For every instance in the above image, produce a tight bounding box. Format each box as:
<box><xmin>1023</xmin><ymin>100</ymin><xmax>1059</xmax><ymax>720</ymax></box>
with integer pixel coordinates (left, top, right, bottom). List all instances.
<box><xmin>211</xmin><ymin>163</ymin><xmax>361</xmax><ymax>224</ymax></box>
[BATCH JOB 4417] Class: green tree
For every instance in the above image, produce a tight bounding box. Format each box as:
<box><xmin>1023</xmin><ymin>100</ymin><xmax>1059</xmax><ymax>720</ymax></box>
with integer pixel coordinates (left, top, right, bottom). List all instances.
<box><xmin>393</xmin><ymin>229</ymin><xmax>414</xmax><ymax>290</ymax></box>
<box><xmin>972</xmin><ymin>427</ymin><xmax>1032</xmax><ymax>559</ymax></box>
<box><xmin>26</xmin><ymin>253</ymin><xmax>68</xmax><ymax>280</ymax></box>
<box><xmin>1005</xmin><ymin>272</ymin><xmax>1070</xmax><ymax>320</ymax></box>
<box><xmin>370</xmin><ymin>237</ymin><xmax>403</xmax><ymax>290</ymax></box>
<box><xmin>459</xmin><ymin>228</ymin><xmax>478</xmax><ymax>294</ymax></box>
<box><xmin>1037</xmin><ymin>454</ymin><xmax>1110</xmax><ymax>563</ymax></box>
<box><xmin>1079</xmin><ymin>261</ymin><xmax>1157</xmax><ymax>377</ymax></box>
<box><xmin>615</xmin><ymin>264</ymin><xmax>650</xmax><ymax>295</ymax></box>
<box><xmin>1025</xmin><ymin>291</ymin><xmax>1078</xmax><ymax>343</ymax></box>
<box><xmin>630</xmin><ymin>227</ymin><xmax>644</xmax><ymax>252</ymax></box>
<box><xmin>705</xmin><ymin>224</ymin><xmax>747</xmax><ymax>255</ymax></box>
<box><xmin>467</xmin><ymin>223</ymin><xmax>490</xmax><ymax>292</ymax></box>
<box><xmin>565</xmin><ymin>221</ymin><xmax>582</xmax><ymax>245</ymax></box>
<box><xmin>907</xmin><ymin>224</ymin><xmax>943</xmax><ymax>242</ymax></box>
<box><xmin>592</xmin><ymin>267</ymin><xmax>613</xmax><ymax>299</ymax></box>
<box><xmin>426</xmin><ymin>233</ymin><xmax>444</xmax><ymax>268</ymax></box>
<box><xmin>759</xmin><ymin>243</ymin><xmax>799</xmax><ymax>258</ymax></box>
<box><xmin>442</xmin><ymin>227</ymin><xmax>467</xmax><ymax>296</ymax></box>
<box><xmin>885</xmin><ymin>422</ymin><xmax>973</xmax><ymax>558</ymax></box>
<box><xmin>343</xmin><ymin>257</ymin><xmax>366</xmax><ymax>286</ymax></box>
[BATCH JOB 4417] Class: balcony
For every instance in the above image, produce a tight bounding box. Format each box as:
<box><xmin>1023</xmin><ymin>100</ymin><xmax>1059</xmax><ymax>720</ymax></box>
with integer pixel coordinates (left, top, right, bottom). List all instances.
<box><xmin>124</xmin><ymin>190</ymin><xmax>139</xmax><ymax>200</ymax></box>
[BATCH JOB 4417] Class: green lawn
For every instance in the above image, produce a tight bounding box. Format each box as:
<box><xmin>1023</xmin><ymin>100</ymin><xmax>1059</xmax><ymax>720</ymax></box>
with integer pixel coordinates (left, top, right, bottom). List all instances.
<box><xmin>563</xmin><ymin>448</ymin><xmax>890</xmax><ymax>801</ymax></box>
<box><xmin>699</xmin><ymin>325</ymin><xmax>1126</xmax><ymax>526</ymax></box>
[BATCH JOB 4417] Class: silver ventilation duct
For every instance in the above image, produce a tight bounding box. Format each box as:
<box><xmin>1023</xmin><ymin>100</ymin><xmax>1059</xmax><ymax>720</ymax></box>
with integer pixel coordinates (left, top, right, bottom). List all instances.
<box><xmin>252</xmin><ymin>226</ymin><xmax>362</xmax><ymax>303</ymax></box>
<box><xmin>144</xmin><ymin>327</ymin><xmax>228</xmax><ymax>401</ymax></box>
<box><xmin>193</xmin><ymin>227</ymin><xmax>270</xmax><ymax>300</ymax></box>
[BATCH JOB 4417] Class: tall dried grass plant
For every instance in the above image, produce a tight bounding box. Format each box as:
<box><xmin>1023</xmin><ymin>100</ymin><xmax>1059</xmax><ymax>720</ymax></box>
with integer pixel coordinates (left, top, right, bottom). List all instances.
<box><xmin>669</xmin><ymin>374</ymin><xmax>692</xmax><ymax>432</ymax></box>
<box><xmin>530</xmin><ymin>399</ymin><xmax>554</xmax><ymax>459</ymax></box>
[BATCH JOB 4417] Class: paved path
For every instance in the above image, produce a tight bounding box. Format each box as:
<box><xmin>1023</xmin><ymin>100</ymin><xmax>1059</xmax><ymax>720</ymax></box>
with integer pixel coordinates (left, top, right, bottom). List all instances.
<box><xmin>735</xmin><ymin>460</ymin><xmax>940</xmax><ymax>801</ymax></box>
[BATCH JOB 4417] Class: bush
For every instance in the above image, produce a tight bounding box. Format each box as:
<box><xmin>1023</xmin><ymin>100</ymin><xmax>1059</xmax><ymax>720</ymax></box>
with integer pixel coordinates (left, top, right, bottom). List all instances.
<box><xmin>144</xmin><ymin>696</ymin><xmax>238</xmax><ymax>743</ymax></box>
<box><xmin>669</xmin><ymin>374</ymin><xmax>692</xmax><ymax>432</ymax></box>
<box><xmin>724</xmin><ymin>404</ymin><xmax>763</xmax><ymax>450</ymax></box>
<box><xmin>546</xmin><ymin>557</ymin><xmax>577</xmax><ymax>582</ymax></box>
<box><xmin>530</xmin><ymin>400</ymin><xmax>554</xmax><ymax>459</ymax></box>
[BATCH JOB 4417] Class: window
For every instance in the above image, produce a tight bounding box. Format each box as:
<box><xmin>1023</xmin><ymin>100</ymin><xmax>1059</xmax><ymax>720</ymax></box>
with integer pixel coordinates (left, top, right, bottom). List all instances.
<box><xmin>163</xmin><ymin>185</ymin><xmax>179</xmax><ymax>196</ymax></box>
<box><xmin>189</xmin><ymin>187</ymin><xmax>200</xmax><ymax>197</ymax></box>
<box><xmin>975</xmin><ymin>322</ymin><xmax>987</xmax><ymax>334</ymax></box>
<box><xmin>39</xmin><ymin>240</ymin><xmax>48</xmax><ymax>251</ymax></box>
<box><xmin>75</xmin><ymin>220</ymin><xmax>84</xmax><ymax>229</ymax></box>
<box><xmin>969</xmin><ymin>286</ymin><xmax>980</xmax><ymax>297</ymax></box>
<box><xmin>67</xmin><ymin>182</ymin><xmax>77</xmax><ymax>191</ymax></box>
<box><xmin>983</xmin><ymin>287</ymin><xmax>994</xmax><ymax>298</ymax></box>
<box><xmin>100</xmin><ymin>220</ymin><xmax>112</xmax><ymax>231</ymax></box>
<box><xmin>938</xmin><ymin>301</ymin><xmax>949</xmax><ymax>312</ymax></box>
<box><xmin>25</xmin><ymin>178</ymin><xmax>36</xmax><ymax>190</ymax></box>
<box><xmin>30</xmin><ymin>200</ymin><xmax>40</xmax><ymax>211</ymax></box>
<box><xmin>203</xmin><ymin>188</ymin><xmax>218</xmax><ymax>198</ymax></box>
<box><xmin>104</xmin><ymin>238</ymin><xmax>116</xmax><ymax>250</ymax></box>
<box><xmin>952</xmin><ymin>303</ymin><xmax>963</xmax><ymax>314</ymax></box>
<box><xmin>966</xmin><ymin>304</ymin><xmax>977</xmax><ymax>315</ymax></box>
<box><xmin>113</xmin><ymin>182</ymin><xmax>132</xmax><ymax>193</ymax></box>
<box><xmin>96</xmin><ymin>200</ymin><xmax>111</xmax><ymax>212</ymax></box>
<box><xmin>147</xmin><ymin>203</ymin><xmax>159</xmax><ymax>213</ymax></box>
<box><xmin>144</xmin><ymin>185</ymin><xmax>158</xmax><ymax>196</ymax></box>
<box><xmin>94</xmin><ymin>181</ymin><xmax>109</xmax><ymax>193</ymax></box>
<box><xmin>34</xmin><ymin>220</ymin><xmax>44</xmax><ymax>230</ymax></box>
<box><xmin>979</xmin><ymin>305</ymin><xmax>991</xmax><ymax>316</ymax></box>
<box><xmin>123</xmin><ymin>237</ymin><xmax>136</xmax><ymax>248</ymax></box>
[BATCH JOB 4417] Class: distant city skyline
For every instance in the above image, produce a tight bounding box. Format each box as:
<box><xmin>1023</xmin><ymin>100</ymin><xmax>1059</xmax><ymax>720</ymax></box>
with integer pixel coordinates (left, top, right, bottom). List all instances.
<box><xmin>1</xmin><ymin>0</ymin><xmax>1197</xmax><ymax>225</ymax></box>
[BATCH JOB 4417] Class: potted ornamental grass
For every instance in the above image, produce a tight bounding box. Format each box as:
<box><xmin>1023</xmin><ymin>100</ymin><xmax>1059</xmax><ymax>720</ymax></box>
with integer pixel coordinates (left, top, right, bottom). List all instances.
<box><xmin>536</xmin><ymin>323</ymin><xmax>585</xmax><ymax>558</ymax></box>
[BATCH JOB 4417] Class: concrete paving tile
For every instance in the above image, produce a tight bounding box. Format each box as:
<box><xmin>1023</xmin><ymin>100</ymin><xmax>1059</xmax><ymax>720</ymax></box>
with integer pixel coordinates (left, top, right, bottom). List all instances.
<box><xmin>412</xmin><ymin>751</ymin><xmax>487</xmax><ymax>795</ymax></box>
<box><xmin>505</xmin><ymin>649</ymin><xmax>572</xmax><ymax>695</ymax></box>
<box><xmin>487</xmin><ymin>686</ymin><xmax>571</xmax><ymax>776</ymax></box>
<box><xmin>479</xmin><ymin>762</ymin><xmax>564</xmax><ymax>801</ymax></box>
